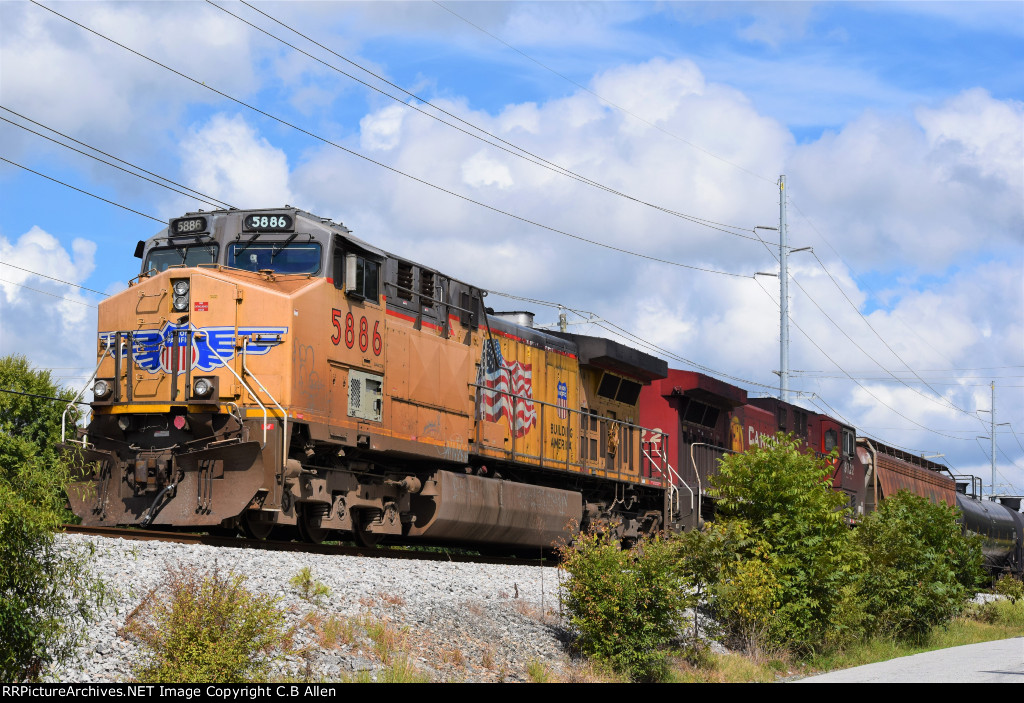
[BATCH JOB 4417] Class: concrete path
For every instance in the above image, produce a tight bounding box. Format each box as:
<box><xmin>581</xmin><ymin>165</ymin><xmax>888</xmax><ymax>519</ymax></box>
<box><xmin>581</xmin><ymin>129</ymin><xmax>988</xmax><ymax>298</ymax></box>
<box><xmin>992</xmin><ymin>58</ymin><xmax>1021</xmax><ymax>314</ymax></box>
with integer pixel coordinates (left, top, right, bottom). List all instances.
<box><xmin>799</xmin><ymin>637</ymin><xmax>1024</xmax><ymax>682</ymax></box>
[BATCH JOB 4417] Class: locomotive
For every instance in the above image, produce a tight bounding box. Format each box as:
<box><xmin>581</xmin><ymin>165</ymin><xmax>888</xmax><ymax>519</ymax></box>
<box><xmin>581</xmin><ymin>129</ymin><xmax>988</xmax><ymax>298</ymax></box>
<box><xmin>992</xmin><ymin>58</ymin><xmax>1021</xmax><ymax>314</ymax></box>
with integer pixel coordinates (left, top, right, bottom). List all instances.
<box><xmin>61</xmin><ymin>205</ymin><xmax>1024</xmax><ymax>569</ymax></box>
<box><xmin>62</xmin><ymin>206</ymin><xmax>681</xmax><ymax>549</ymax></box>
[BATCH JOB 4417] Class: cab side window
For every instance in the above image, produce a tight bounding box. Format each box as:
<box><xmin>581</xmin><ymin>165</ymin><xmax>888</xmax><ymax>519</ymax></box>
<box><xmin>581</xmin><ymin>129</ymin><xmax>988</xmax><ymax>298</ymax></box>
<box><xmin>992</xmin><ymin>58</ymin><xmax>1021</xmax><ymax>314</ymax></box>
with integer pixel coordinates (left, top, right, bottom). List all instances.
<box><xmin>334</xmin><ymin>250</ymin><xmax>380</xmax><ymax>302</ymax></box>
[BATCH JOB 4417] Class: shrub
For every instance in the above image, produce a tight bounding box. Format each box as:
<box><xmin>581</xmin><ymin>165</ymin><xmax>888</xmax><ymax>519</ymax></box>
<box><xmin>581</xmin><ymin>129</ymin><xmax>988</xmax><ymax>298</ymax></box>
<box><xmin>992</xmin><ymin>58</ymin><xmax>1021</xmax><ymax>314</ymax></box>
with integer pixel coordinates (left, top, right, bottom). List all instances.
<box><xmin>852</xmin><ymin>490</ymin><xmax>985</xmax><ymax>642</ymax></box>
<box><xmin>122</xmin><ymin>568</ymin><xmax>295</xmax><ymax>682</ymax></box>
<box><xmin>559</xmin><ymin>531</ymin><xmax>687</xmax><ymax>681</ymax></box>
<box><xmin>993</xmin><ymin>574</ymin><xmax>1024</xmax><ymax>604</ymax></box>
<box><xmin>707</xmin><ymin>434</ymin><xmax>861</xmax><ymax>652</ymax></box>
<box><xmin>0</xmin><ymin>355</ymin><xmax>104</xmax><ymax>681</ymax></box>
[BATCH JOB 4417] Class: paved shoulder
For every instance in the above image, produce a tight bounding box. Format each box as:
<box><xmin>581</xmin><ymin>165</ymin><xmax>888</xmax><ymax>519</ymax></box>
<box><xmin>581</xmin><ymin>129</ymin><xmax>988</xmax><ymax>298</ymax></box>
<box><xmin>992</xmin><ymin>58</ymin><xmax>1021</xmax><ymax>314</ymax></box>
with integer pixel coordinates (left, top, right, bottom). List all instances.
<box><xmin>799</xmin><ymin>638</ymin><xmax>1024</xmax><ymax>683</ymax></box>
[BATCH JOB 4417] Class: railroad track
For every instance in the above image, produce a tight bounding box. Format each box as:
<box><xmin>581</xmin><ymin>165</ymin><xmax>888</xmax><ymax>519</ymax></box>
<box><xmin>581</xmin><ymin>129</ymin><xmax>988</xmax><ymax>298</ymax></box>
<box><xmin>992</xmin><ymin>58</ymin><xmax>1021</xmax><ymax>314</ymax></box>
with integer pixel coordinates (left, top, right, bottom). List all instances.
<box><xmin>61</xmin><ymin>524</ymin><xmax>558</xmax><ymax>568</ymax></box>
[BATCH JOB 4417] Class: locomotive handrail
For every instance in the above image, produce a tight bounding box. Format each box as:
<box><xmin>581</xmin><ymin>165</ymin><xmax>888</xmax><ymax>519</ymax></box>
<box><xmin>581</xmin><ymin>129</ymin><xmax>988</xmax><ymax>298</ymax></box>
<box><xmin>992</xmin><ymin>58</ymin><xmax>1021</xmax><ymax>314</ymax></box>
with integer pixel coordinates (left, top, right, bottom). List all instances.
<box><xmin>196</xmin><ymin>332</ymin><xmax>271</xmax><ymax>448</ymax></box>
<box><xmin>469</xmin><ymin>380</ymin><xmax>666</xmax><ymax>482</ymax></box>
<box><xmin>241</xmin><ymin>337</ymin><xmax>289</xmax><ymax>472</ymax></box>
<box><xmin>385</xmin><ymin>280</ymin><xmax>476</xmax><ymax>319</ymax></box>
<box><xmin>61</xmin><ymin>344</ymin><xmax>112</xmax><ymax>444</ymax></box>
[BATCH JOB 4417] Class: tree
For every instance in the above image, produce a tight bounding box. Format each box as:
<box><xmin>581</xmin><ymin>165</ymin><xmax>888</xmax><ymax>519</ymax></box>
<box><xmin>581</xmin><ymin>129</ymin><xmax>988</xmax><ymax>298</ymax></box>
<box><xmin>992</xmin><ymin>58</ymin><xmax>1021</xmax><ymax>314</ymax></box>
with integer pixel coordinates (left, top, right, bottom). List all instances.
<box><xmin>852</xmin><ymin>490</ymin><xmax>985</xmax><ymax>641</ymax></box>
<box><xmin>0</xmin><ymin>355</ymin><xmax>105</xmax><ymax>681</ymax></box>
<box><xmin>708</xmin><ymin>434</ymin><xmax>862</xmax><ymax>652</ymax></box>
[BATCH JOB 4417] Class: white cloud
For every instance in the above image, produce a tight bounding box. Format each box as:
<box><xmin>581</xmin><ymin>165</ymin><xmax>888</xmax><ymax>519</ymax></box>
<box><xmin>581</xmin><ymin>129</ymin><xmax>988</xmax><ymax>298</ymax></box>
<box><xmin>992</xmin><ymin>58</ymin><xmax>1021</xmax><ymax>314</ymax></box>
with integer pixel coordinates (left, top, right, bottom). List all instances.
<box><xmin>0</xmin><ymin>2</ymin><xmax>260</xmax><ymax>156</ymax></box>
<box><xmin>0</xmin><ymin>227</ymin><xmax>99</xmax><ymax>379</ymax></box>
<box><xmin>178</xmin><ymin>114</ymin><xmax>294</xmax><ymax>210</ymax></box>
<box><xmin>788</xmin><ymin>89</ymin><xmax>1024</xmax><ymax>271</ymax></box>
<box><xmin>359</xmin><ymin>104</ymin><xmax>407</xmax><ymax>151</ymax></box>
<box><xmin>462</xmin><ymin>151</ymin><xmax>514</xmax><ymax>189</ymax></box>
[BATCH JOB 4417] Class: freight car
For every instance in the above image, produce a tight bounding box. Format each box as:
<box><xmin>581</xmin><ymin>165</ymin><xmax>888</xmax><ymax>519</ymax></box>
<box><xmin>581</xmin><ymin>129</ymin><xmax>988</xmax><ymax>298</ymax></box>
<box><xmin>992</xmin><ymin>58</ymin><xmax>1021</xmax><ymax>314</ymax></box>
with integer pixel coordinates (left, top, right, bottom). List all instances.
<box><xmin>61</xmin><ymin>207</ymin><xmax>687</xmax><ymax>549</ymax></box>
<box><xmin>636</xmin><ymin>368</ymin><xmax>1024</xmax><ymax>573</ymax></box>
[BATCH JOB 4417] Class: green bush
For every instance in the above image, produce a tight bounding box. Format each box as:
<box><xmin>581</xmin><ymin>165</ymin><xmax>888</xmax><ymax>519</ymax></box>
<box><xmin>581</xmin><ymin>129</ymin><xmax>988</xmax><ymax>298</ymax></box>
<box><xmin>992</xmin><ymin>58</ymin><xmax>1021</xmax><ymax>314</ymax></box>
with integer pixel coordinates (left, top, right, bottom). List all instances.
<box><xmin>0</xmin><ymin>355</ymin><xmax>104</xmax><ymax>681</ymax></box>
<box><xmin>123</xmin><ymin>568</ymin><xmax>296</xmax><ymax>683</ymax></box>
<box><xmin>993</xmin><ymin>574</ymin><xmax>1024</xmax><ymax>604</ymax></box>
<box><xmin>852</xmin><ymin>490</ymin><xmax>985</xmax><ymax>642</ymax></box>
<box><xmin>560</xmin><ymin>531</ymin><xmax>688</xmax><ymax>681</ymax></box>
<box><xmin>708</xmin><ymin>435</ymin><xmax>860</xmax><ymax>652</ymax></box>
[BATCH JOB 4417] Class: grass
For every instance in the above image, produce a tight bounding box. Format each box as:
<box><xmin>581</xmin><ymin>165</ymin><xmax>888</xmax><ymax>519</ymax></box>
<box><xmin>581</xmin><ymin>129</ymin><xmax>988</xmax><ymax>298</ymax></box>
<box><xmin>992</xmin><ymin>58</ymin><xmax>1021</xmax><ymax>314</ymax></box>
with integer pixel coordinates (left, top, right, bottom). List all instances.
<box><xmin>805</xmin><ymin>601</ymin><xmax>1024</xmax><ymax>676</ymax></box>
<box><xmin>664</xmin><ymin>599</ymin><xmax>1024</xmax><ymax>682</ymax></box>
<box><xmin>668</xmin><ymin>652</ymin><xmax>781</xmax><ymax>683</ymax></box>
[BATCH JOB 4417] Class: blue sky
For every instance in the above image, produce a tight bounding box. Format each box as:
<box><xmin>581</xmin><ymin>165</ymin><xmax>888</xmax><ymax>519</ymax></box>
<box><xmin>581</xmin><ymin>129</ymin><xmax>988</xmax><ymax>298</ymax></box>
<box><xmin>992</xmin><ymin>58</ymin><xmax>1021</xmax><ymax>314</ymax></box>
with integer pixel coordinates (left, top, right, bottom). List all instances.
<box><xmin>1</xmin><ymin>0</ymin><xmax>1022</xmax><ymax>490</ymax></box>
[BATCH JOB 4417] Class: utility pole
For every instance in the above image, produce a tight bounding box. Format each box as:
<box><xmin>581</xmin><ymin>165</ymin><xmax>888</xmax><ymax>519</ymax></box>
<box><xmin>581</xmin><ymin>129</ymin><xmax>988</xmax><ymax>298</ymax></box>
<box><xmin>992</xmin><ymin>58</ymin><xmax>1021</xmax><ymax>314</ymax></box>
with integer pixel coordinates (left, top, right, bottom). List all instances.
<box><xmin>991</xmin><ymin>381</ymin><xmax>996</xmax><ymax>497</ymax></box>
<box><xmin>779</xmin><ymin>175</ymin><xmax>789</xmax><ymax>403</ymax></box>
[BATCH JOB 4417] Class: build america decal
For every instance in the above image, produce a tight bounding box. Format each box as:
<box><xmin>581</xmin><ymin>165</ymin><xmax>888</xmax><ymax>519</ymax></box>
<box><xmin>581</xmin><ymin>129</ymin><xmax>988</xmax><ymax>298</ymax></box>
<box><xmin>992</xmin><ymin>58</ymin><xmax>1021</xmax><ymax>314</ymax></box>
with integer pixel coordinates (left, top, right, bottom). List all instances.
<box><xmin>99</xmin><ymin>323</ymin><xmax>287</xmax><ymax>374</ymax></box>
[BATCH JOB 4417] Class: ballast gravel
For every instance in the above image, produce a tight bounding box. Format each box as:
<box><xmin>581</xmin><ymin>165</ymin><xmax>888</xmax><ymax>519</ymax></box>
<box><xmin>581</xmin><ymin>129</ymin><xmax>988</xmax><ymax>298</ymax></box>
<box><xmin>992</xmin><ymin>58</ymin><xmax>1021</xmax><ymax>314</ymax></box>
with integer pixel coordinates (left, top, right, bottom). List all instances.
<box><xmin>43</xmin><ymin>533</ymin><xmax>577</xmax><ymax>683</ymax></box>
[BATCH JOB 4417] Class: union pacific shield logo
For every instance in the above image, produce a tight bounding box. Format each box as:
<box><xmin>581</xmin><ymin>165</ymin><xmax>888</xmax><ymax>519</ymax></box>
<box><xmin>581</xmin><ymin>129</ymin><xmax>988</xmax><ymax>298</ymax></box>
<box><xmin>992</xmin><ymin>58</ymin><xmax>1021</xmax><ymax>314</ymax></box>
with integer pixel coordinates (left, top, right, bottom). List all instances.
<box><xmin>99</xmin><ymin>323</ymin><xmax>287</xmax><ymax>374</ymax></box>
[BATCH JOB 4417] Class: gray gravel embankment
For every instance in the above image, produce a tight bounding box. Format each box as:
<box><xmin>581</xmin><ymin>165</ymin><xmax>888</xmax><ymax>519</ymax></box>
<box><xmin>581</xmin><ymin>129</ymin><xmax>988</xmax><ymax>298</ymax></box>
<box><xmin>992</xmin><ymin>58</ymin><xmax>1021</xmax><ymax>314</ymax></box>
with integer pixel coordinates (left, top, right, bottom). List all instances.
<box><xmin>44</xmin><ymin>533</ymin><xmax>576</xmax><ymax>683</ymax></box>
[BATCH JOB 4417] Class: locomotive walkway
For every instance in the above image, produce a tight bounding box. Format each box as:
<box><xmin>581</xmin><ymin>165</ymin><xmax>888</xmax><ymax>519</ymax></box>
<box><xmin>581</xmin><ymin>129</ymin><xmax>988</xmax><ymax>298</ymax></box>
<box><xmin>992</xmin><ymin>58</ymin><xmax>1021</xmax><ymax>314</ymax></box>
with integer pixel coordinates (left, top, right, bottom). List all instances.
<box><xmin>799</xmin><ymin>637</ymin><xmax>1024</xmax><ymax>682</ymax></box>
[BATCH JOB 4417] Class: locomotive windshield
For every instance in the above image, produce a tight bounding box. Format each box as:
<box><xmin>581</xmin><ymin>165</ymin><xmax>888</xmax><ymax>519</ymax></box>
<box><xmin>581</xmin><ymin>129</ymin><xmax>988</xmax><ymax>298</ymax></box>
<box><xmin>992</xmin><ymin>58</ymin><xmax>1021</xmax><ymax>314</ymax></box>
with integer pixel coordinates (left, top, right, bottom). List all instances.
<box><xmin>144</xmin><ymin>244</ymin><xmax>219</xmax><ymax>273</ymax></box>
<box><xmin>227</xmin><ymin>241</ymin><xmax>322</xmax><ymax>274</ymax></box>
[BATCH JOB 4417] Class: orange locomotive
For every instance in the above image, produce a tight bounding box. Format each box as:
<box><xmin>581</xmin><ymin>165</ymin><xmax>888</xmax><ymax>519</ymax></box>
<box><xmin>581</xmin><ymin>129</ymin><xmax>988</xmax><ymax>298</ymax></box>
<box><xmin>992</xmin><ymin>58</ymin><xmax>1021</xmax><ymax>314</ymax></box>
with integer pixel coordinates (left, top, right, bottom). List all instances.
<box><xmin>63</xmin><ymin>207</ymin><xmax>682</xmax><ymax>549</ymax></box>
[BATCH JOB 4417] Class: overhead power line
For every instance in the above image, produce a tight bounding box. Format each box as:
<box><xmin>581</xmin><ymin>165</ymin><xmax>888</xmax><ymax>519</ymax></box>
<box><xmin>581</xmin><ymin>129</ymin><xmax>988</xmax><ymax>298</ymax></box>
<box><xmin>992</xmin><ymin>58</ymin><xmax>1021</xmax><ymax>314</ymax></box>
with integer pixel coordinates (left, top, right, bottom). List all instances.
<box><xmin>0</xmin><ymin>107</ymin><xmax>234</xmax><ymax>210</ymax></box>
<box><xmin>0</xmin><ymin>155</ymin><xmax>166</xmax><ymax>225</ymax></box>
<box><xmin>487</xmin><ymin>288</ymin><xmax>780</xmax><ymax>392</ymax></box>
<box><xmin>0</xmin><ymin>276</ymin><xmax>99</xmax><ymax>308</ymax></box>
<box><xmin>431</xmin><ymin>0</ymin><xmax>777</xmax><ymax>186</ymax></box>
<box><xmin>748</xmin><ymin>224</ymin><xmax>970</xmax><ymax>418</ymax></box>
<box><xmin>752</xmin><ymin>276</ymin><xmax>973</xmax><ymax>442</ymax></box>
<box><xmin>787</xmin><ymin>198</ymin><xmax>962</xmax><ymax>370</ymax></box>
<box><xmin>212</xmin><ymin>1</ymin><xmax>761</xmax><ymax>243</ymax></box>
<box><xmin>31</xmin><ymin>0</ymin><xmax>749</xmax><ymax>279</ymax></box>
<box><xmin>0</xmin><ymin>387</ymin><xmax>91</xmax><ymax>405</ymax></box>
<box><xmin>0</xmin><ymin>261</ymin><xmax>108</xmax><ymax>296</ymax></box>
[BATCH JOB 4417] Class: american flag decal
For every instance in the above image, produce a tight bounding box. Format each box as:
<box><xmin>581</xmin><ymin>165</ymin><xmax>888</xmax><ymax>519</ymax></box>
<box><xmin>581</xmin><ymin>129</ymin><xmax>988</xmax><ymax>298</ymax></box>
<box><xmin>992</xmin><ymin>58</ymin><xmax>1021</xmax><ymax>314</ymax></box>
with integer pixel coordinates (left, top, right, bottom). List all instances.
<box><xmin>477</xmin><ymin>339</ymin><xmax>536</xmax><ymax>437</ymax></box>
<box><xmin>557</xmin><ymin>381</ymin><xmax>568</xmax><ymax>419</ymax></box>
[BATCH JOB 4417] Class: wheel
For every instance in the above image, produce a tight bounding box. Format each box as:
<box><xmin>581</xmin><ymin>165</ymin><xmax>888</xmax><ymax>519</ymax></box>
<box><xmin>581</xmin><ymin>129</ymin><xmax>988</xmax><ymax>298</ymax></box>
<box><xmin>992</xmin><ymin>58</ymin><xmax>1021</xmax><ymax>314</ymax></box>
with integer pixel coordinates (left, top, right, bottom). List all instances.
<box><xmin>298</xmin><ymin>504</ymin><xmax>331</xmax><ymax>544</ymax></box>
<box><xmin>353</xmin><ymin>512</ymin><xmax>384</xmax><ymax>548</ymax></box>
<box><xmin>241</xmin><ymin>511</ymin><xmax>274</xmax><ymax>540</ymax></box>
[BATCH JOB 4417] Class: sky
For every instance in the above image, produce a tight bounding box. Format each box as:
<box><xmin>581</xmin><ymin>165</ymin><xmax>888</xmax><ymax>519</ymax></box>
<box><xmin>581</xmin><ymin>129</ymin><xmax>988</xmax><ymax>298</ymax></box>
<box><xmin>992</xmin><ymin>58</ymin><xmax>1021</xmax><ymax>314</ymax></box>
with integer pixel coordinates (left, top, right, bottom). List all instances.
<box><xmin>0</xmin><ymin>0</ymin><xmax>1022</xmax><ymax>493</ymax></box>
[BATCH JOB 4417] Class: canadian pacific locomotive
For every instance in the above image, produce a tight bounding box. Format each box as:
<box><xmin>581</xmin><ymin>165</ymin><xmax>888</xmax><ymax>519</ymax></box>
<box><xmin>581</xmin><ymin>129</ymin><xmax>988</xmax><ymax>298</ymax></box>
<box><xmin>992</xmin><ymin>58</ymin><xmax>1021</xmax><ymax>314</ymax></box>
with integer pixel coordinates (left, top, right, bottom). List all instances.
<box><xmin>61</xmin><ymin>206</ymin><xmax>1024</xmax><ymax>568</ymax></box>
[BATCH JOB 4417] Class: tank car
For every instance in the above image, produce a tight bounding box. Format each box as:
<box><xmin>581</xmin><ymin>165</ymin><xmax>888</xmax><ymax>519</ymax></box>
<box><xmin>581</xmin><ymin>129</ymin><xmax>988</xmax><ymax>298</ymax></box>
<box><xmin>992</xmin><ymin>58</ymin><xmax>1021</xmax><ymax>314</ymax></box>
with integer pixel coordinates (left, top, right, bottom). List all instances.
<box><xmin>60</xmin><ymin>207</ymin><xmax>684</xmax><ymax>549</ymax></box>
<box><xmin>858</xmin><ymin>442</ymin><xmax>1024</xmax><ymax>573</ymax></box>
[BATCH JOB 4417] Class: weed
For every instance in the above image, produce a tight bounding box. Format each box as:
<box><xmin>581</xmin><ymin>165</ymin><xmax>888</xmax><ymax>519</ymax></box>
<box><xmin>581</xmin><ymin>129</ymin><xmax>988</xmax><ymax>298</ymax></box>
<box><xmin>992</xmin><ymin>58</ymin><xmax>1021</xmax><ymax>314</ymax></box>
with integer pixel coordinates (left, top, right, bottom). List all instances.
<box><xmin>376</xmin><ymin>655</ymin><xmax>430</xmax><ymax>683</ymax></box>
<box><xmin>317</xmin><ymin>615</ymin><xmax>358</xmax><ymax>649</ymax></box>
<box><xmin>290</xmin><ymin>567</ymin><xmax>330</xmax><ymax>604</ymax></box>
<box><xmin>364</xmin><ymin>619</ymin><xmax>409</xmax><ymax>663</ymax></box>
<box><xmin>526</xmin><ymin>660</ymin><xmax>551</xmax><ymax>682</ymax></box>
<box><xmin>377</xmin><ymin>592</ymin><xmax>406</xmax><ymax>607</ymax></box>
<box><xmin>993</xmin><ymin>574</ymin><xmax>1024</xmax><ymax>604</ymax></box>
<box><xmin>480</xmin><ymin>646</ymin><xmax>495</xmax><ymax>669</ymax></box>
<box><xmin>439</xmin><ymin>647</ymin><xmax>465</xmax><ymax>666</ymax></box>
<box><xmin>121</xmin><ymin>567</ymin><xmax>295</xmax><ymax>683</ymax></box>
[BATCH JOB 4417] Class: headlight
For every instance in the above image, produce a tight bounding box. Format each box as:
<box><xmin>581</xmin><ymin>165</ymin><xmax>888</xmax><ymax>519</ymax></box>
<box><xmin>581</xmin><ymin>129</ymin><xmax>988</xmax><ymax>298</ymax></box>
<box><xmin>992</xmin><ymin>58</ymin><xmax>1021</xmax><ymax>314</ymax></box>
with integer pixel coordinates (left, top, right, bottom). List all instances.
<box><xmin>93</xmin><ymin>379</ymin><xmax>112</xmax><ymax>399</ymax></box>
<box><xmin>173</xmin><ymin>280</ymin><xmax>190</xmax><ymax>296</ymax></box>
<box><xmin>193</xmin><ymin>378</ymin><xmax>213</xmax><ymax>398</ymax></box>
<box><xmin>173</xmin><ymin>295</ymin><xmax>189</xmax><ymax>311</ymax></box>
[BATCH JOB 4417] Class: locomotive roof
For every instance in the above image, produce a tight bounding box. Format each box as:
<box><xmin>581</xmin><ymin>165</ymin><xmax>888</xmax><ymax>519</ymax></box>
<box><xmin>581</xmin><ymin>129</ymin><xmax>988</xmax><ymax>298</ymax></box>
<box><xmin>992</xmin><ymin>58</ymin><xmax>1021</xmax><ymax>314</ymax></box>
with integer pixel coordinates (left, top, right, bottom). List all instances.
<box><xmin>548</xmin><ymin>331</ymin><xmax>667</xmax><ymax>382</ymax></box>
